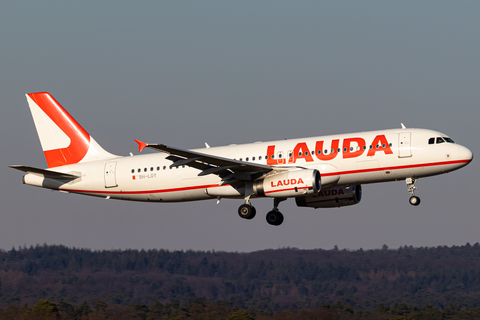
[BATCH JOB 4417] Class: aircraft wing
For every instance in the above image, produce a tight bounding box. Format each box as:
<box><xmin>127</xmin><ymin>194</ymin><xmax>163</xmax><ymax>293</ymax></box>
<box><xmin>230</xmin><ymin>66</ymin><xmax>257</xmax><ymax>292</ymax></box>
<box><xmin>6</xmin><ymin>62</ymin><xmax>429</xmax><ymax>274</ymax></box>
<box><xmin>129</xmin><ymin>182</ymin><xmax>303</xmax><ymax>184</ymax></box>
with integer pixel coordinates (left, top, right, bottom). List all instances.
<box><xmin>135</xmin><ymin>140</ymin><xmax>279</xmax><ymax>180</ymax></box>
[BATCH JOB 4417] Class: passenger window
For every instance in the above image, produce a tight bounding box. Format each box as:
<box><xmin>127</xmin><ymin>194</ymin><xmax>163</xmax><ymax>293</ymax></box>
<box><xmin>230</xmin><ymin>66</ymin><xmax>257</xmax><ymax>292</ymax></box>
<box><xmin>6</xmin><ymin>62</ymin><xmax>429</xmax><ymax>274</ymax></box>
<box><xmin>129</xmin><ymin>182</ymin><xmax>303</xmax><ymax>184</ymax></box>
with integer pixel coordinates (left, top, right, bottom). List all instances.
<box><xmin>163</xmin><ymin>166</ymin><xmax>166</xmax><ymax>170</ymax></box>
<box><xmin>343</xmin><ymin>147</ymin><xmax>347</xmax><ymax>152</ymax></box>
<box><xmin>150</xmin><ymin>167</ymin><xmax>154</xmax><ymax>171</ymax></box>
<box><xmin>428</xmin><ymin>138</ymin><xmax>435</xmax><ymax>145</ymax></box>
<box><xmin>389</xmin><ymin>143</ymin><xmax>392</xmax><ymax>147</ymax></box>
<box><xmin>144</xmin><ymin>168</ymin><xmax>147</xmax><ymax>172</ymax></box>
<box><xmin>259</xmin><ymin>156</ymin><xmax>262</xmax><ymax>160</ymax></box>
<box><xmin>131</xmin><ymin>169</ymin><xmax>134</xmax><ymax>173</ymax></box>
<box><xmin>252</xmin><ymin>157</ymin><xmax>255</xmax><ymax>161</ymax></box>
<box><xmin>246</xmin><ymin>157</ymin><xmax>249</xmax><ymax>161</ymax></box>
<box><xmin>138</xmin><ymin>168</ymin><xmax>141</xmax><ymax>173</ymax></box>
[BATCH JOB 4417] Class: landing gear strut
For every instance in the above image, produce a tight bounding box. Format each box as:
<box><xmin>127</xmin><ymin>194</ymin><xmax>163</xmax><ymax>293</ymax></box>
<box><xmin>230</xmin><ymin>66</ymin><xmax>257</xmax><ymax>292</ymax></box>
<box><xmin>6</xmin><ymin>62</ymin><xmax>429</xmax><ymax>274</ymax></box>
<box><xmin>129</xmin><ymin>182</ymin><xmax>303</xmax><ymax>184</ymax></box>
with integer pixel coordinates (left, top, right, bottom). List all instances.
<box><xmin>406</xmin><ymin>178</ymin><xmax>420</xmax><ymax>206</ymax></box>
<box><xmin>266</xmin><ymin>198</ymin><xmax>286</xmax><ymax>226</ymax></box>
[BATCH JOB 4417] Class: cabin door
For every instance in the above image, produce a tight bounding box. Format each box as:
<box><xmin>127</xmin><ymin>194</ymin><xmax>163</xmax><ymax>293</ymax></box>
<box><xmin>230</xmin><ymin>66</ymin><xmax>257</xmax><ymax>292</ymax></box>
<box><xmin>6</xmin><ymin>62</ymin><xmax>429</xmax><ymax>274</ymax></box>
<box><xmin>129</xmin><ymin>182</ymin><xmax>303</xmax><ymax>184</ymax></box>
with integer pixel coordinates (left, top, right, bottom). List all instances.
<box><xmin>398</xmin><ymin>132</ymin><xmax>412</xmax><ymax>158</ymax></box>
<box><xmin>104</xmin><ymin>162</ymin><xmax>118</xmax><ymax>188</ymax></box>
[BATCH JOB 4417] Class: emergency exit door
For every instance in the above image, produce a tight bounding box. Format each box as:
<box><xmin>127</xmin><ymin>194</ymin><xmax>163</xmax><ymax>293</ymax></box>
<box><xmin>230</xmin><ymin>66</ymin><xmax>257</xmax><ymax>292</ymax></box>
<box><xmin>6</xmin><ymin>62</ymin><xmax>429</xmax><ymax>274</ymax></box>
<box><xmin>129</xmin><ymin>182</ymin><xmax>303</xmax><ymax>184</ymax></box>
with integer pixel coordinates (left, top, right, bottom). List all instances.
<box><xmin>398</xmin><ymin>132</ymin><xmax>412</xmax><ymax>158</ymax></box>
<box><xmin>104</xmin><ymin>162</ymin><xmax>118</xmax><ymax>188</ymax></box>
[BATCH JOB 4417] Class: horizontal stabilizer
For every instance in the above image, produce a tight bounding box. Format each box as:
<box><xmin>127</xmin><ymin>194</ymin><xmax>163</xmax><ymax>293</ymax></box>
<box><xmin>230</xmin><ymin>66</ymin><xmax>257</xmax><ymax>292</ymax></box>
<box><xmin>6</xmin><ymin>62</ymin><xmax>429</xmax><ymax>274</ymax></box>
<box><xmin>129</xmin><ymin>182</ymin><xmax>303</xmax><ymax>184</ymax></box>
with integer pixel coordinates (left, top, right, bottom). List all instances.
<box><xmin>9</xmin><ymin>165</ymin><xmax>80</xmax><ymax>179</ymax></box>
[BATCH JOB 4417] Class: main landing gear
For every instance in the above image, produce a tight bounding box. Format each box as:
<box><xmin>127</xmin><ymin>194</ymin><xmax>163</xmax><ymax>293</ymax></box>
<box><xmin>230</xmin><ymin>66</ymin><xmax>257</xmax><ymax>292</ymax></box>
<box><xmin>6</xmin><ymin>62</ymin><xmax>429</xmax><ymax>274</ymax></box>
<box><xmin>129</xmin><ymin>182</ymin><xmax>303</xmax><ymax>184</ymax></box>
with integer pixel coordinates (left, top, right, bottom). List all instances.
<box><xmin>238</xmin><ymin>203</ymin><xmax>256</xmax><ymax>219</ymax></box>
<box><xmin>406</xmin><ymin>177</ymin><xmax>421</xmax><ymax>206</ymax></box>
<box><xmin>266</xmin><ymin>198</ymin><xmax>286</xmax><ymax>226</ymax></box>
<box><xmin>237</xmin><ymin>198</ymin><xmax>287</xmax><ymax>226</ymax></box>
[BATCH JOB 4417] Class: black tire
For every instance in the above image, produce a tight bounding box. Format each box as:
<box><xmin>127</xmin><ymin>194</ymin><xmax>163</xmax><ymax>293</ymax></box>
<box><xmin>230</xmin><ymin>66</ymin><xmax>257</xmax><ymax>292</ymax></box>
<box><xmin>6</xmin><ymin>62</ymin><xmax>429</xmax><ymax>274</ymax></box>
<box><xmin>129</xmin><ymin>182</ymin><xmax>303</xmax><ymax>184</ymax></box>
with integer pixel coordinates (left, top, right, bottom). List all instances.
<box><xmin>409</xmin><ymin>196</ymin><xmax>421</xmax><ymax>206</ymax></box>
<box><xmin>266</xmin><ymin>211</ymin><xmax>284</xmax><ymax>226</ymax></box>
<box><xmin>238</xmin><ymin>204</ymin><xmax>256</xmax><ymax>219</ymax></box>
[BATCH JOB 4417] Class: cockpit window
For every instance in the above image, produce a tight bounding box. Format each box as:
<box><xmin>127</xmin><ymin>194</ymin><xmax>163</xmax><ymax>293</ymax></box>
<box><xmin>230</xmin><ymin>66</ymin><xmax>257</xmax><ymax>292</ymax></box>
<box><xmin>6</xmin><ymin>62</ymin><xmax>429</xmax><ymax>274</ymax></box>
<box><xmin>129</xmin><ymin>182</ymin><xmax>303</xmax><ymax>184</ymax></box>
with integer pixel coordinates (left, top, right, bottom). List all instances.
<box><xmin>429</xmin><ymin>137</ymin><xmax>455</xmax><ymax>144</ymax></box>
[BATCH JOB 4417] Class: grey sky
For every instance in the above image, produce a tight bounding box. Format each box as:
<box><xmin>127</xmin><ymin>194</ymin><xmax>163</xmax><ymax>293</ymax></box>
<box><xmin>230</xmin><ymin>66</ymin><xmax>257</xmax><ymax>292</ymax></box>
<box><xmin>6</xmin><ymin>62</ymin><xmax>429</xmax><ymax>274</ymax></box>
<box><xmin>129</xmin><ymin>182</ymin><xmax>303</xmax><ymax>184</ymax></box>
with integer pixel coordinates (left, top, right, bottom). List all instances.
<box><xmin>1</xmin><ymin>1</ymin><xmax>478</xmax><ymax>252</ymax></box>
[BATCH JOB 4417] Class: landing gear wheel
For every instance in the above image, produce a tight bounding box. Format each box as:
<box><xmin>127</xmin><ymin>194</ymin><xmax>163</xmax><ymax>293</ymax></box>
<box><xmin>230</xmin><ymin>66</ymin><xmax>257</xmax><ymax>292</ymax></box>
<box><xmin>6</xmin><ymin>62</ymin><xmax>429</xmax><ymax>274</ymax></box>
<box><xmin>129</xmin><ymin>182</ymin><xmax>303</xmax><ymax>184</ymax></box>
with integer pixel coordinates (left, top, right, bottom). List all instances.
<box><xmin>266</xmin><ymin>211</ymin><xmax>284</xmax><ymax>226</ymax></box>
<box><xmin>409</xmin><ymin>196</ymin><xmax>421</xmax><ymax>206</ymax></box>
<box><xmin>238</xmin><ymin>204</ymin><xmax>256</xmax><ymax>219</ymax></box>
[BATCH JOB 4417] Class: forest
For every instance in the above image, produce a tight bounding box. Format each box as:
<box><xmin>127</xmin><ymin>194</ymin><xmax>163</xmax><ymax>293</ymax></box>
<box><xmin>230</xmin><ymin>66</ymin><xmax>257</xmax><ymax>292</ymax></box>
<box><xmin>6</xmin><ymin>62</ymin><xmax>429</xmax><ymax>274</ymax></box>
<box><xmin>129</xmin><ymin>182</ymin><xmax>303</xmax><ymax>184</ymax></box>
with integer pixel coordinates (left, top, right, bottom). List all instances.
<box><xmin>1</xmin><ymin>243</ymin><xmax>480</xmax><ymax>317</ymax></box>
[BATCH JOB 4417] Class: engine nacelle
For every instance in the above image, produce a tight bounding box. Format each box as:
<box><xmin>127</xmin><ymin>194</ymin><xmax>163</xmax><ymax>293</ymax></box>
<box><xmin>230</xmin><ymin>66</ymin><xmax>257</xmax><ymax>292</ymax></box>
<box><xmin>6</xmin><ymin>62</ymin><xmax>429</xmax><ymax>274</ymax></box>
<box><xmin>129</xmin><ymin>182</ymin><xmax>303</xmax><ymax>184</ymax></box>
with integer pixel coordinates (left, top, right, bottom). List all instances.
<box><xmin>253</xmin><ymin>169</ymin><xmax>321</xmax><ymax>198</ymax></box>
<box><xmin>295</xmin><ymin>185</ymin><xmax>362</xmax><ymax>208</ymax></box>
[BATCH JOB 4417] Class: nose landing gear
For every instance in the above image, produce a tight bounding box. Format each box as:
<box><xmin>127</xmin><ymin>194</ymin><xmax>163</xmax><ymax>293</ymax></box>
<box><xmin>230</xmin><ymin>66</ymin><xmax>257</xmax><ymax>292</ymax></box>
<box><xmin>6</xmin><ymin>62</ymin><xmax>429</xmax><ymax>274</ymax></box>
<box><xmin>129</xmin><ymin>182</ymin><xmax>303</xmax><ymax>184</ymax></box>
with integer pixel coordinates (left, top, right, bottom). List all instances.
<box><xmin>406</xmin><ymin>178</ymin><xmax>420</xmax><ymax>206</ymax></box>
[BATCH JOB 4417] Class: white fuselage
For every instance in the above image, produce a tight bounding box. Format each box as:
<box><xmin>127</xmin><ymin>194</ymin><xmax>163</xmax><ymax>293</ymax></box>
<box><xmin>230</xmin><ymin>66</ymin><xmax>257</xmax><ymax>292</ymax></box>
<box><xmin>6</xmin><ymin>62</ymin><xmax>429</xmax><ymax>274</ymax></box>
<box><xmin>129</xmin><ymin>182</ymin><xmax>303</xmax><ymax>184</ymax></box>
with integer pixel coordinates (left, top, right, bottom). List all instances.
<box><xmin>24</xmin><ymin>128</ymin><xmax>472</xmax><ymax>203</ymax></box>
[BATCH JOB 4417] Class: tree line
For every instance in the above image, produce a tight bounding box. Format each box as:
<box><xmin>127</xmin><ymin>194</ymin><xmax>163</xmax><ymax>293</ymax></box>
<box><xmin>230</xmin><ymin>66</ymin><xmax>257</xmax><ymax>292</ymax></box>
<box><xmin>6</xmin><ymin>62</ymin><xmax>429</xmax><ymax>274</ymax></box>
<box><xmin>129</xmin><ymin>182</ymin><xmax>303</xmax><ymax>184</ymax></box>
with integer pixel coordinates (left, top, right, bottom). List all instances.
<box><xmin>3</xmin><ymin>298</ymin><xmax>480</xmax><ymax>319</ymax></box>
<box><xmin>1</xmin><ymin>243</ymin><xmax>480</xmax><ymax>313</ymax></box>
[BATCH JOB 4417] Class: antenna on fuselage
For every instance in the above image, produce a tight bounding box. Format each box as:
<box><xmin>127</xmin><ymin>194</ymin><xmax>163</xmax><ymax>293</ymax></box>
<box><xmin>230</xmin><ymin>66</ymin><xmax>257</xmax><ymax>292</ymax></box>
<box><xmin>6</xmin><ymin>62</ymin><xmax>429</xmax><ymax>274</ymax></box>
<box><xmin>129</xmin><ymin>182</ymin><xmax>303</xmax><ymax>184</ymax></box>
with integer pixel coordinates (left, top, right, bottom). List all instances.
<box><xmin>401</xmin><ymin>123</ymin><xmax>406</xmax><ymax>129</ymax></box>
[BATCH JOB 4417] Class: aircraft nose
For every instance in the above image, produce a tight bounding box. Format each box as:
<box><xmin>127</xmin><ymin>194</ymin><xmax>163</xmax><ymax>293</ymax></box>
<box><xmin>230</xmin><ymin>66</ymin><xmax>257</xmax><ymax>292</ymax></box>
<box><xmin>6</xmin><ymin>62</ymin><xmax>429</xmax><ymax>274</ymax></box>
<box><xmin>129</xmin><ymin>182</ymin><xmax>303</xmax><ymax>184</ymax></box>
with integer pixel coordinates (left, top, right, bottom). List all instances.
<box><xmin>458</xmin><ymin>145</ymin><xmax>473</xmax><ymax>164</ymax></box>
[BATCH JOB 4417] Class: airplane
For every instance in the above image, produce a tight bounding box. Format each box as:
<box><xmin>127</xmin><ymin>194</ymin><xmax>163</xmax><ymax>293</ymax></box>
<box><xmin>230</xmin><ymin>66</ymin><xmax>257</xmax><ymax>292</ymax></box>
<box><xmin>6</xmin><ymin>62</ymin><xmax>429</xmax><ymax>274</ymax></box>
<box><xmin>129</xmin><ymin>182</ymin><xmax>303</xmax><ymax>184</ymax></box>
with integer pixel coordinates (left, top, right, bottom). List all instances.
<box><xmin>10</xmin><ymin>92</ymin><xmax>473</xmax><ymax>226</ymax></box>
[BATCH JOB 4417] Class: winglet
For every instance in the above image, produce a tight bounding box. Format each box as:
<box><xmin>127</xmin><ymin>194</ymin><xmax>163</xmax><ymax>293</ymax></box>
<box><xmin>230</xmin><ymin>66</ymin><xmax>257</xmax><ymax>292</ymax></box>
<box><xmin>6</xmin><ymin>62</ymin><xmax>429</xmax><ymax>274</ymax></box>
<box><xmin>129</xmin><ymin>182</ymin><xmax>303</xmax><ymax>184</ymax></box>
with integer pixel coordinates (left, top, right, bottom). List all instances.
<box><xmin>135</xmin><ymin>139</ymin><xmax>149</xmax><ymax>152</ymax></box>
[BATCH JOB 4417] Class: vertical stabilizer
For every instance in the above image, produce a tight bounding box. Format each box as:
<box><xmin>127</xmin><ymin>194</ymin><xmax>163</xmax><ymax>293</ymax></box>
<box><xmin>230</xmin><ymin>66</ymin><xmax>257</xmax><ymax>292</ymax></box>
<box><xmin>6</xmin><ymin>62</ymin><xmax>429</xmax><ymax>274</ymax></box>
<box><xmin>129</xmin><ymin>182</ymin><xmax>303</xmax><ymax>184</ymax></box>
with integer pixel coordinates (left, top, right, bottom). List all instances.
<box><xmin>26</xmin><ymin>92</ymin><xmax>118</xmax><ymax>168</ymax></box>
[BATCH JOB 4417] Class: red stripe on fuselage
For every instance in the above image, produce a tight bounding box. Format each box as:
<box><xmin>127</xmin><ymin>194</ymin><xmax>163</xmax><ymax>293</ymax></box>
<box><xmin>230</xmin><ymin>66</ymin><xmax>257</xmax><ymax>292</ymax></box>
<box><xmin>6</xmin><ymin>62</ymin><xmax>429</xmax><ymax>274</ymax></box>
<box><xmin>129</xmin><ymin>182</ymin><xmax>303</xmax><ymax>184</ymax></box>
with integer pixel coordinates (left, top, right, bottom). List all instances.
<box><xmin>265</xmin><ymin>186</ymin><xmax>310</xmax><ymax>194</ymax></box>
<box><xmin>59</xmin><ymin>159</ymin><xmax>471</xmax><ymax>196</ymax></box>
<box><xmin>321</xmin><ymin>159</ymin><xmax>471</xmax><ymax>177</ymax></box>
<box><xmin>67</xmin><ymin>183</ymin><xmax>225</xmax><ymax>195</ymax></box>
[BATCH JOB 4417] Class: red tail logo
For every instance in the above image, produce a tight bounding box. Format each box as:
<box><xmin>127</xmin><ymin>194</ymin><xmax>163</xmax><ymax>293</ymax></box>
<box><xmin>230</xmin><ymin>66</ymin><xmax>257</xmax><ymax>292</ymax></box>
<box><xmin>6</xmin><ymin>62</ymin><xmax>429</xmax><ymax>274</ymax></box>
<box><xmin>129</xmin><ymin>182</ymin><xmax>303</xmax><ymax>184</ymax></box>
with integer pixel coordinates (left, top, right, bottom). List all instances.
<box><xmin>27</xmin><ymin>92</ymin><xmax>91</xmax><ymax>168</ymax></box>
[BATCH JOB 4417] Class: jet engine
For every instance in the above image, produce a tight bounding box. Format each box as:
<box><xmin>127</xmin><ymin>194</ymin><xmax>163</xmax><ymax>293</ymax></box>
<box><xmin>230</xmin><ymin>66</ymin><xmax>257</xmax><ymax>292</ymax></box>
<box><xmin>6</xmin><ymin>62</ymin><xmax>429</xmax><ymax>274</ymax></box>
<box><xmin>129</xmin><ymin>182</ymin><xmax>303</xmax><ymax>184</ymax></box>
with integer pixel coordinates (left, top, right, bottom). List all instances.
<box><xmin>253</xmin><ymin>169</ymin><xmax>321</xmax><ymax>198</ymax></box>
<box><xmin>295</xmin><ymin>185</ymin><xmax>362</xmax><ymax>208</ymax></box>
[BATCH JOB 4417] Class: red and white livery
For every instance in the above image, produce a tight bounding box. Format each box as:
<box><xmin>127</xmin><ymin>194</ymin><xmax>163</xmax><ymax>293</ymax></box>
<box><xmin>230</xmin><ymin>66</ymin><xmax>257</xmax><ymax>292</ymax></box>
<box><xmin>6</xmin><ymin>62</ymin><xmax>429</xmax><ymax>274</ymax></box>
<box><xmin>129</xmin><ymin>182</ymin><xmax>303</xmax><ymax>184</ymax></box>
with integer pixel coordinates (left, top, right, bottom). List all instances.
<box><xmin>11</xmin><ymin>92</ymin><xmax>473</xmax><ymax>226</ymax></box>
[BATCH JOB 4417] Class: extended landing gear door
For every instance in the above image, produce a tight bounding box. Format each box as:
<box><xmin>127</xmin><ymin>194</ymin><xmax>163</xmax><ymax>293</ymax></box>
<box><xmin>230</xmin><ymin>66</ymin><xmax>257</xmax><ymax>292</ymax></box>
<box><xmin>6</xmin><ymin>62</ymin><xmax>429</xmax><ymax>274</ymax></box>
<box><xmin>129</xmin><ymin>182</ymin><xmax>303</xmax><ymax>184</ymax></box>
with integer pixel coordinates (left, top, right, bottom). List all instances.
<box><xmin>104</xmin><ymin>162</ymin><xmax>118</xmax><ymax>188</ymax></box>
<box><xmin>398</xmin><ymin>132</ymin><xmax>412</xmax><ymax>158</ymax></box>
